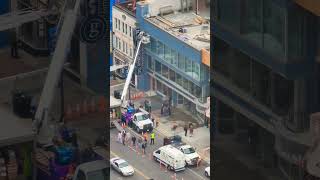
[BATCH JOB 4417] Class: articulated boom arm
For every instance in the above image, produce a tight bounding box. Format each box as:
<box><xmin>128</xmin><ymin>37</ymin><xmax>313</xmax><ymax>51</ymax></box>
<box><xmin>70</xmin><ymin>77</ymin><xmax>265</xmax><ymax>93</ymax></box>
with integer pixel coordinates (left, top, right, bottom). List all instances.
<box><xmin>120</xmin><ymin>32</ymin><xmax>149</xmax><ymax>104</ymax></box>
<box><xmin>34</xmin><ymin>0</ymin><xmax>81</xmax><ymax>144</ymax></box>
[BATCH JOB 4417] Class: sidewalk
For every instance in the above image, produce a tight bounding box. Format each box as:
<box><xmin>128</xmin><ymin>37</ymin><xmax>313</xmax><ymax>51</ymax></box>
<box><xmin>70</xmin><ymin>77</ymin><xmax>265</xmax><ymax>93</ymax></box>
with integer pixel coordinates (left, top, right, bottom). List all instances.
<box><xmin>128</xmin><ymin>88</ymin><xmax>211</xmax><ymax>164</ymax></box>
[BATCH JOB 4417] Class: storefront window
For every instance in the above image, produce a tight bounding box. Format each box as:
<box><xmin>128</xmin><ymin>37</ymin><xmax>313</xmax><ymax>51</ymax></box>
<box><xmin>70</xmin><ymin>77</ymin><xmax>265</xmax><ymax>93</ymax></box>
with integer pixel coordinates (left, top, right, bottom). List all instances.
<box><xmin>162</xmin><ymin>64</ymin><xmax>169</xmax><ymax>79</ymax></box>
<box><xmin>263</xmin><ymin>0</ymin><xmax>285</xmax><ymax>57</ymax></box>
<box><xmin>169</xmin><ymin>69</ymin><xmax>176</xmax><ymax>82</ymax></box>
<box><xmin>178</xmin><ymin>53</ymin><xmax>185</xmax><ymax>71</ymax></box>
<box><xmin>157</xmin><ymin>41</ymin><xmax>164</xmax><ymax>58</ymax></box>
<box><xmin>155</xmin><ymin>60</ymin><xmax>161</xmax><ymax>74</ymax></box>
<box><xmin>171</xmin><ymin>49</ymin><xmax>178</xmax><ymax>67</ymax></box>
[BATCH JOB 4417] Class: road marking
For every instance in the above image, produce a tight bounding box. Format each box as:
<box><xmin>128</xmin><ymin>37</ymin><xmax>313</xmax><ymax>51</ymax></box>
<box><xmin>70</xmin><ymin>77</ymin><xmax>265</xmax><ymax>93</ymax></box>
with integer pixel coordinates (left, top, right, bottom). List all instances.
<box><xmin>110</xmin><ymin>150</ymin><xmax>151</xmax><ymax>180</ymax></box>
<box><xmin>186</xmin><ymin>168</ymin><xmax>206</xmax><ymax>180</ymax></box>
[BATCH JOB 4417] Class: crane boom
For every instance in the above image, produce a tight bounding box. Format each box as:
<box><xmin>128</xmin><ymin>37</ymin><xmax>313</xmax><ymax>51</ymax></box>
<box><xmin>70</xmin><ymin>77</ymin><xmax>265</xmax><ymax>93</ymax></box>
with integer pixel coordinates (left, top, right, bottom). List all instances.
<box><xmin>34</xmin><ymin>0</ymin><xmax>81</xmax><ymax>144</ymax></box>
<box><xmin>120</xmin><ymin>39</ymin><xmax>142</xmax><ymax>103</ymax></box>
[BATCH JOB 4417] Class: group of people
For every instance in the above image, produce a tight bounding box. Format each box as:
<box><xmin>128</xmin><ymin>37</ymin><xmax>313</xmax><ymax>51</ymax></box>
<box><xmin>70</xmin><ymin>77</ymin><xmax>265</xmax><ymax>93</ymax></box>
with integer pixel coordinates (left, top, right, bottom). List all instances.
<box><xmin>117</xmin><ymin>130</ymin><xmax>156</xmax><ymax>155</ymax></box>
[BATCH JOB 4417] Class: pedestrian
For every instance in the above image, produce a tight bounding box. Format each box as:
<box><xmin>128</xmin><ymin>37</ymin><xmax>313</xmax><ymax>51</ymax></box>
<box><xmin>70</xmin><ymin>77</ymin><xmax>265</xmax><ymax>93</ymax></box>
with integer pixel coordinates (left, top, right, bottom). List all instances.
<box><xmin>117</xmin><ymin>131</ymin><xmax>122</xmax><ymax>143</ymax></box>
<box><xmin>142</xmin><ymin>142</ymin><xmax>146</xmax><ymax>154</ymax></box>
<box><xmin>132</xmin><ymin>136</ymin><xmax>136</xmax><ymax>146</ymax></box>
<box><xmin>138</xmin><ymin>137</ymin><xmax>143</xmax><ymax>152</ymax></box>
<box><xmin>150</xmin><ymin>132</ymin><xmax>155</xmax><ymax>145</ymax></box>
<box><xmin>184</xmin><ymin>124</ymin><xmax>188</xmax><ymax>137</ymax></box>
<box><xmin>126</xmin><ymin>132</ymin><xmax>131</xmax><ymax>144</ymax></box>
<box><xmin>189</xmin><ymin>124</ymin><xmax>194</xmax><ymax>137</ymax></box>
<box><xmin>122</xmin><ymin>130</ymin><xmax>126</xmax><ymax>145</ymax></box>
<box><xmin>143</xmin><ymin>133</ymin><xmax>148</xmax><ymax>142</ymax></box>
<box><xmin>151</xmin><ymin>117</ymin><xmax>155</xmax><ymax>127</ymax></box>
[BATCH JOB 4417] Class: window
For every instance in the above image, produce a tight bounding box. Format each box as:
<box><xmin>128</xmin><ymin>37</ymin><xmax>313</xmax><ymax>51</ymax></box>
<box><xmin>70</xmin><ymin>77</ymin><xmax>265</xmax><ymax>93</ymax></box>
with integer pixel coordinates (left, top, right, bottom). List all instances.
<box><xmin>171</xmin><ymin>49</ymin><xmax>178</xmax><ymax>67</ymax></box>
<box><xmin>117</xmin><ymin>19</ymin><xmax>120</xmax><ymax>30</ymax></box>
<box><xmin>116</xmin><ymin>37</ymin><xmax>119</xmax><ymax>49</ymax></box>
<box><xmin>169</xmin><ymin>69</ymin><xmax>176</xmax><ymax>82</ymax></box>
<box><xmin>130</xmin><ymin>48</ymin><xmax>132</xmax><ymax>57</ymax></box>
<box><xmin>151</xmin><ymin>37</ymin><xmax>157</xmax><ymax>53</ymax></box>
<box><xmin>164</xmin><ymin>45</ymin><xmax>171</xmax><ymax>63</ymax></box>
<box><xmin>157</xmin><ymin>41</ymin><xmax>164</xmax><ymax>58</ymax></box>
<box><xmin>122</xmin><ymin>41</ymin><xmax>125</xmax><ymax>52</ymax></box>
<box><xmin>185</xmin><ymin>58</ymin><xmax>192</xmax><ymax>77</ymax></box>
<box><xmin>119</xmin><ymin>40</ymin><xmax>121</xmax><ymax>50</ymax></box>
<box><xmin>178</xmin><ymin>53</ymin><xmax>185</xmax><ymax>71</ymax></box>
<box><xmin>147</xmin><ymin>56</ymin><xmax>154</xmax><ymax>71</ymax></box>
<box><xmin>263</xmin><ymin>0</ymin><xmax>285</xmax><ymax>56</ymax></box>
<box><xmin>125</xmin><ymin>24</ymin><xmax>128</xmax><ymax>35</ymax></box>
<box><xmin>156</xmin><ymin>80</ymin><xmax>163</xmax><ymax>93</ymax></box>
<box><xmin>192</xmin><ymin>62</ymin><xmax>200</xmax><ymax>81</ymax></box>
<box><xmin>114</xmin><ymin>18</ymin><xmax>117</xmax><ymax>29</ymax></box>
<box><xmin>176</xmin><ymin>74</ymin><xmax>183</xmax><ymax>87</ymax></box>
<box><xmin>129</xmin><ymin>26</ymin><xmax>132</xmax><ymax>37</ymax></box>
<box><xmin>241</xmin><ymin>0</ymin><xmax>263</xmax><ymax>46</ymax></box>
<box><xmin>195</xmin><ymin>85</ymin><xmax>202</xmax><ymax>98</ymax></box>
<box><xmin>125</xmin><ymin>43</ymin><xmax>128</xmax><ymax>54</ymax></box>
<box><xmin>122</xmin><ymin>22</ymin><xmax>125</xmax><ymax>33</ymax></box>
<box><xmin>162</xmin><ymin>64</ymin><xmax>169</xmax><ymax>79</ymax></box>
<box><xmin>155</xmin><ymin>60</ymin><xmax>161</xmax><ymax>74</ymax></box>
<box><xmin>182</xmin><ymin>78</ymin><xmax>190</xmax><ymax>91</ymax></box>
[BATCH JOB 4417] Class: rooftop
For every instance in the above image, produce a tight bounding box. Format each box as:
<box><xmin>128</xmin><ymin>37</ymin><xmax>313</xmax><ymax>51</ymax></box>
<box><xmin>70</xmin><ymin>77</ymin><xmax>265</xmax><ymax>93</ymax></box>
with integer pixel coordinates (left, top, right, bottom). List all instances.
<box><xmin>115</xmin><ymin>0</ymin><xmax>141</xmax><ymax>17</ymax></box>
<box><xmin>146</xmin><ymin>11</ymin><xmax>210</xmax><ymax>51</ymax></box>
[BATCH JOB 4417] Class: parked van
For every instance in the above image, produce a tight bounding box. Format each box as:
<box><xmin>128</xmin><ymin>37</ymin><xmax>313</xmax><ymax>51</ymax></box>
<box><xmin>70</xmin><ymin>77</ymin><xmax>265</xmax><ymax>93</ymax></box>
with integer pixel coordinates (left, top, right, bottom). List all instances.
<box><xmin>153</xmin><ymin>145</ymin><xmax>186</xmax><ymax>172</ymax></box>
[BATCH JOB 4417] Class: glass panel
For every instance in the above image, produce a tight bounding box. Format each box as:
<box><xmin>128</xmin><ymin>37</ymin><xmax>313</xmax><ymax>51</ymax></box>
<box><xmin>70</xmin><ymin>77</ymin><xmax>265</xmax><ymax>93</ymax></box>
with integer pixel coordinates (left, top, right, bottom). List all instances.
<box><xmin>157</xmin><ymin>41</ymin><xmax>164</xmax><ymax>58</ymax></box>
<box><xmin>192</xmin><ymin>62</ymin><xmax>200</xmax><ymax>81</ymax></box>
<box><xmin>155</xmin><ymin>60</ymin><xmax>161</xmax><ymax>74</ymax></box>
<box><xmin>241</xmin><ymin>0</ymin><xmax>263</xmax><ymax>47</ymax></box>
<box><xmin>263</xmin><ymin>0</ymin><xmax>285</xmax><ymax>57</ymax></box>
<box><xmin>164</xmin><ymin>45</ymin><xmax>171</xmax><ymax>63</ymax></box>
<box><xmin>288</xmin><ymin>5</ymin><xmax>305</xmax><ymax>62</ymax></box>
<box><xmin>178</xmin><ymin>53</ymin><xmax>185</xmax><ymax>72</ymax></box>
<box><xmin>157</xmin><ymin>80</ymin><xmax>163</xmax><ymax>93</ymax></box>
<box><xmin>151</xmin><ymin>37</ymin><xmax>157</xmax><ymax>53</ymax></box>
<box><xmin>176</xmin><ymin>74</ymin><xmax>183</xmax><ymax>87</ymax></box>
<box><xmin>195</xmin><ymin>85</ymin><xmax>202</xmax><ymax>98</ymax></box>
<box><xmin>148</xmin><ymin>56</ymin><xmax>154</xmax><ymax>71</ymax></box>
<box><xmin>185</xmin><ymin>58</ymin><xmax>193</xmax><ymax>78</ymax></box>
<box><xmin>169</xmin><ymin>69</ymin><xmax>176</xmax><ymax>82</ymax></box>
<box><xmin>182</xmin><ymin>78</ymin><xmax>189</xmax><ymax>91</ymax></box>
<box><xmin>162</xmin><ymin>64</ymin><xmax>169</xmax><ymax>79</ymax></box>
<box><xmin>171</xmin><ymin>49</ymin><xmax>178</xmax><ymax>67</ymax></box>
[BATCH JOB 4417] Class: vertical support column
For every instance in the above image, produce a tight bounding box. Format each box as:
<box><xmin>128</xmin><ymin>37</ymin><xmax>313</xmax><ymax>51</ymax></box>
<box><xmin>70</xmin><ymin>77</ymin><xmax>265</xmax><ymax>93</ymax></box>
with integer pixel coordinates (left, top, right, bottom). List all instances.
<box><xmin>80</xmin><ymin>42</ymin><xmax>88</xmax><ymax>87</ymax></box>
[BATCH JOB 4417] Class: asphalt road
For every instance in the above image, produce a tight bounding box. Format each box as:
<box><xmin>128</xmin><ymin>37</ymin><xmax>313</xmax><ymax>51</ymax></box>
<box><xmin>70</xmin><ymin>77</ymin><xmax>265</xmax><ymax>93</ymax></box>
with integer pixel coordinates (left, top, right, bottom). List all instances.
<box><xmin>110</xmin><ymin>127</ymin><xmax>209</xmax><ymax>180</ymax></box>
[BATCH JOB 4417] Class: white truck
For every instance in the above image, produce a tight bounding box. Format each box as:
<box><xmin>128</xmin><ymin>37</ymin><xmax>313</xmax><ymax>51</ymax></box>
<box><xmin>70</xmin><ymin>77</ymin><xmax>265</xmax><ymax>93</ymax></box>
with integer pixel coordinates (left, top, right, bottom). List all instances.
<box><xmin>153</xmin><ymin>145</ymin><xmax>186</xmax><ymax>172</ymax></box>
<box><xmin>132</xmin><ymin>109</ymin><xmax>153</xmax><ymax>133</ymax></box>
<box><xmin>176</xmin><ymin>144</ymin><xmax>201</xmax><ymax>166</ymax></box>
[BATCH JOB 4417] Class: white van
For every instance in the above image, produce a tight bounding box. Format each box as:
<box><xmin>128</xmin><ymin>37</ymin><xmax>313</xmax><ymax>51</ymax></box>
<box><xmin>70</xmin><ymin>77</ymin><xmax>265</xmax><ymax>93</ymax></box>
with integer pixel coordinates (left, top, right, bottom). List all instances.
<box><xmin>153</xmin><ymin>145</ymin><xmax>186</xmax><ymax>172</ymax></box>
<box><xmin>176</xmin><ymin>144</ymin><xmax>200</xmax><ymax>166</ymax></box>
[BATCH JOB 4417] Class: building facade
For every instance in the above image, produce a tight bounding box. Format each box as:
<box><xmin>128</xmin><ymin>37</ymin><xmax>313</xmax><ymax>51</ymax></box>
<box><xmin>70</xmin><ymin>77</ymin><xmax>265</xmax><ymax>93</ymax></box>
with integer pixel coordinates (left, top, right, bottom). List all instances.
<box><xmin>135</xmin><ymin>0</ymin><xmax>210</xmax><ymax>121</ymax></box>
<box><xmin>112</xmin><ymin>1</ymin><xmax>137</xmax><ymax>85</ymax></box>
<box><xmin>213</xmin><ymin>0</ymin><xmax>320</xmax><ymax>179</ymax></box>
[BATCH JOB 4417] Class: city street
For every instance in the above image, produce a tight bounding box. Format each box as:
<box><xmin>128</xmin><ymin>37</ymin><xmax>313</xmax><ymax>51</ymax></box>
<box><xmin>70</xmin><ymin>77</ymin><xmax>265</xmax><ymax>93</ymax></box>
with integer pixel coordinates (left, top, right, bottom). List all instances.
<box><xmin>110</xmin><ymin>127</ymin><xmax>209</xmax><ymax>180</ymax></box>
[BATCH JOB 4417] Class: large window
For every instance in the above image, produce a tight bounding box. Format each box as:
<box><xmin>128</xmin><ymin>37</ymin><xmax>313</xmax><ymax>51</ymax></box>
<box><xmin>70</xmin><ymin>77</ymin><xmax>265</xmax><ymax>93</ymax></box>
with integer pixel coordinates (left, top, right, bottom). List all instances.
<box><xmin>147</xmin><ymin>55</ymin><xmax>154</xmax><ymax>71</ymax></box>
<box><xmin>185</xmin><ymin>59</ymin><xmax>193</xmax><ymax>77</ymax></box>
<box><xmin>171</xmin><ymin>49</ymin><xmax>178</xmax><ymax>67</ymax></box>
<box><xmin>178</xmin><ymin>54</ymin><xmax>185</xmax><ymax>71</ymax></box>
<box><xmin>157</xmin><ymin>41</ymin><xmax>164</xmax><ymax>58</ymax></box>
<box><xmin>164</xmin><ymin>45</ymin><xmax>171</xmax><ymax>63</ymax></box>
<box><xmin>162</xmin><ymin>64</ymin><xmax>169</xmax><ymax>79</ymax></box>
<box><xmin>155</xmin><ymin>60</ymin><xmax>161</xmax><ymax>74</ymax></box>
<box><xmin>192</xmin><ymin>62</ymin><xmax>200</xmax><ymax>81</ymax></box>
<box><xmin>169</xmin><ymin>69</ymin><xmax>176</xmax><ymax>82</ymax></box>
<box><xmin>263</xmin><ymin>0</ymin><xmax>285</xmax><ymax>56</ymax></box>
<box><xmin>176</xmin><ymin>74</ymin><xmax>183</xmax><ymax>87</ymax></box>
<box><xmin>241</xmin><ymin>0</ymin><xmax>263</xmax><ymax>46</ymax></box>
<box><xmin>150</xmin><ymin>37</ymin><xmax>156</xmax><ymax>53</ymax></box>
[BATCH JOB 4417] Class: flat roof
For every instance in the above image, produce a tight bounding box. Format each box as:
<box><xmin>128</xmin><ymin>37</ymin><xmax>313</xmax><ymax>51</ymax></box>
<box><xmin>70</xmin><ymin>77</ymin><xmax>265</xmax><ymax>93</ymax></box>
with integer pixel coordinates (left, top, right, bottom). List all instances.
<box><xmin>0</xmin><ymin>105</ymin><xmax>34</xmax><ymax>147</ymax></box>
<box><xmin>146</xmin><ymin>12</ymin><xmax>210</xmax><ymax>51</ymax></box>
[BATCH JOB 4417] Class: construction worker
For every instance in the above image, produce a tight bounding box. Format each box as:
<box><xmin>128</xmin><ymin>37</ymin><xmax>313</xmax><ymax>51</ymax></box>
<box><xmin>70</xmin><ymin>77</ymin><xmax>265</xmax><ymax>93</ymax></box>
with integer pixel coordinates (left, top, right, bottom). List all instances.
<box><xmin>150</xmin><ymin>132</ymin><xmax>155</xmax><ymax>145</ymax></box>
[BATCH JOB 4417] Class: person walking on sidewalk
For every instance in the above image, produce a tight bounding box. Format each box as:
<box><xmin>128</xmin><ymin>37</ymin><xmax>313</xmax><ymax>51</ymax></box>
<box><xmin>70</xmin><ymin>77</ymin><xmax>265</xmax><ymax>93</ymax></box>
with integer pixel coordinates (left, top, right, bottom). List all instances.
<box><xmin>131</xmin><ymin>136</ymin><xmax>136</xmax><ymax>146</ymax></box>
<box><xmin>142</xmin><ymin>142</ymin><xmax>146</xmax><ymax>155</ymax></box>
<box><xmin>189</xmin><ymin>124</ymin><xmax>194</xmax><ymax>137</ymax></box>
<box><xmin>122</xmin><ymin>130</ymin><xmax>126</xmax><ymax>145</ymax></box>
<box><xmin>150</xmin><ymin>132</ymin><xmax>155</xmax><ymax>145</ymax></box>
<box><xmin>184</xmin><ymin>124</ymin><xmax>188</xmax><ymax>137</ymax></box>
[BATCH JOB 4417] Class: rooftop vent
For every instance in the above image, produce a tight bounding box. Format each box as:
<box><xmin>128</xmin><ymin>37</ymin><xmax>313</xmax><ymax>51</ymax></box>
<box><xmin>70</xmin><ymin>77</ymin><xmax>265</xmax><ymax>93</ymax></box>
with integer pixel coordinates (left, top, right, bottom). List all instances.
<box><xmin>159</xmin><ymin>6</ymin><xmax>174</xmax><ymax>16</ymax></box>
